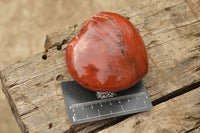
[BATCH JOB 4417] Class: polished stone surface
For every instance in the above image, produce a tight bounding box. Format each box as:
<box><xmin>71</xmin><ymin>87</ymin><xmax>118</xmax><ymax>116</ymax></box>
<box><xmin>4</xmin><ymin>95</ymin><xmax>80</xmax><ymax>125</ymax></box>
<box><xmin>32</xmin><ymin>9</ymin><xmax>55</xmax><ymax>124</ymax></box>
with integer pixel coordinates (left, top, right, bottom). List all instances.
<box><xmin>66</xmin><ymin>12</ymin><xmax>148</xmax><ymax>92</ymax></box>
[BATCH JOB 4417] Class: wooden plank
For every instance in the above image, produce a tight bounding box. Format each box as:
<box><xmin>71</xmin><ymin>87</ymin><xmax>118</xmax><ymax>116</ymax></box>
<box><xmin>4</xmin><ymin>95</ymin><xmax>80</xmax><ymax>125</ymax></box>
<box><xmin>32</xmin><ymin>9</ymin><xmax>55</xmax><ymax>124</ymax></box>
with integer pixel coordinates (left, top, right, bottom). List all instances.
<box><xmin>0</xmin><ymin>0</ymin><xmax>200</xmax><ymax>132</ymax></box>
<box><xmin>99</xmin><ymin>87</ymin><xmax>200</xmax><ymax>133</ymax></box>
<box><xmin>44</xmin><ymin>24</ymin><xmax>80</xmax><ymax>50</ymax></box>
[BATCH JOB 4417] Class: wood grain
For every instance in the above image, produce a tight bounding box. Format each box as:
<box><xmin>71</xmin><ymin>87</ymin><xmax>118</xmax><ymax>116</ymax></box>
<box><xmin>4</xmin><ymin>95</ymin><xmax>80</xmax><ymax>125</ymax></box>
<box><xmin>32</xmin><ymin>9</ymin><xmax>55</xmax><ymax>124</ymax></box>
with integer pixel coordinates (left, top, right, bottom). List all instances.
<box><xmin>99</xmin><ymin>87</ymin><xmax>200</xmax><ymax>133</ymax></box>
<box><xmin>0</xmin><ymin>0</ymin><xmax>200</xmax><ymax>132</ymax></box>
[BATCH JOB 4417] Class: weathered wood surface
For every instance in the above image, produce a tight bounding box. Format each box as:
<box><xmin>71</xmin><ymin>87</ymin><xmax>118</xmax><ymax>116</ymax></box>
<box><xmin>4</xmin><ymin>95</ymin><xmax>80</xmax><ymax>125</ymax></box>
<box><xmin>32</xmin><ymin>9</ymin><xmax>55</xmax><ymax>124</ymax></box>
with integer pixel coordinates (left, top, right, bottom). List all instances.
<box><xmin>99</xmin><ymin>87</ymin><xmax>200</xmax><ymax>133</ymax></box>
<box><xmin>0</xmin><ymin>0</ymin><xmax>200</xmax><ymax>132</ymax></box>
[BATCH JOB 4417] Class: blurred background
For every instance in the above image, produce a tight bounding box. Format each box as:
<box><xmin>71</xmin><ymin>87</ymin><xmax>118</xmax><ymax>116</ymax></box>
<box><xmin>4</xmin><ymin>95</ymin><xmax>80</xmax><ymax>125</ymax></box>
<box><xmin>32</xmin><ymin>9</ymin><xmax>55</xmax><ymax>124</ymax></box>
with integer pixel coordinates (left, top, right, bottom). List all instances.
<box><xmin>0</xmin><ymin>0</ymin><xmax>134</xmax><ymax>132</ymax></box>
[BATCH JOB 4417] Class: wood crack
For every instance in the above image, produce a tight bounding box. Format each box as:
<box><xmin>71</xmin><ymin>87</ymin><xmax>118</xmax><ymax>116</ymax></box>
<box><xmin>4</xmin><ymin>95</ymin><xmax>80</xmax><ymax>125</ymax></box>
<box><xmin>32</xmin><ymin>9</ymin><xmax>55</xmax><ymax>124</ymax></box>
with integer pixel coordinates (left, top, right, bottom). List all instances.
<box><xmin>0</xmin><ymin>75</ymin><xmax>28</xmax><ymax>133</ymax></box>
<box><xmin>143</xmin><ymin>19</ymin><xmax>200</xmax><ymax>40</ymax></box>
<box><xmin>152</xmin><ymin>81</ymin><xmax>200</xmax><ymax>105</ymax></box>
<box><xmin>20</xmin><ymin>106</ymin><xmax>39</xmax><ymax>117</ymax></box>
<box><xmin>44</xmin><ymin>24</ymin><xmax>80</xmax><ymax>50</ymax></box>
<box><xmin>185</xmin><ymin>123</ymin><xmax>200</xmax><ymax>133</ymax></box>
<box><xmin>1</xmin><ymin>0</ymin><xmax>200</xmax><ymax>132</ymax></box>
<box><xmin>143</xmin><ymin>1</ymin><xmax>185</xmax><ymax>19</ymax></box>
<box><xmin>6</xmin><ymin>65</ymin><xmax>66</xmax><ymax>91</ymax></box>
<box><xmin>94</xmin><ymin>82</ymin><xmax>200</xmax><ymax>132</ymax></box>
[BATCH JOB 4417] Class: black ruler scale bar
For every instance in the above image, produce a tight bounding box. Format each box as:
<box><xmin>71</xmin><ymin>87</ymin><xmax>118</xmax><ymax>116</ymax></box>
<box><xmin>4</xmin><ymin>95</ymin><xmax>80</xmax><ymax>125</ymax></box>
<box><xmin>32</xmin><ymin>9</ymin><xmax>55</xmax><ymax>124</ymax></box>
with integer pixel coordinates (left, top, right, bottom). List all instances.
<box><xmin>61</xmin><ymin>80</ymin><xmax>153</xmax><ymax>125</ymax></box>
<box><xmin>71</xmin><ymin>92</ymin><xmax>148</xmax><ymax>122</ymax></box>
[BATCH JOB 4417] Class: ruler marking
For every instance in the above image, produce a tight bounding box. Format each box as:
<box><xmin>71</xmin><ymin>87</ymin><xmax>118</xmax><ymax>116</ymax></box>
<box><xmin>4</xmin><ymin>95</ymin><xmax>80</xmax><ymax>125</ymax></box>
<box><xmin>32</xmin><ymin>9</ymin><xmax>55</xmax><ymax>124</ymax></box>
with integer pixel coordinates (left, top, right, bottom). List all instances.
<box><xmin>73</xmin><ymin>105</ymin><xmax>147</xmax><ymax>122</ymax></box>
<box><xmin>135</xmin><ymin>105</ymin><xmax>147</xmax><ymax>110</ymax></box>
<box><xmin>71</xmin><ymin>92</ymin><xmax>145</xmax><ymax>108</ymax></box>
<box><xmin>121</xmin><ymin>105</ymin><xmax>124</xmax><ymax>111</ymax></box>
<box><xmin>144</xmin><ymin>100</ymin><xmax>146</xmax><ymax>106</ymax></box>
<box><xmin>136</xmin><ymin>95</ymin><xmax>139</xmax><ymax>100</ymax></box>
<box><xmin>62</xmin><ymin>81</ymin><xmax>153</xmax><ymax>124</ymax></box>
<box><xmin>72</xmin><ymin>116</ymin><xmax>76</xmax><ymax>122</ymax></box>
<box><xmin>97</xmin><ymin>109</ymin><xmax>100</xmax><ymax>116</ymax></box>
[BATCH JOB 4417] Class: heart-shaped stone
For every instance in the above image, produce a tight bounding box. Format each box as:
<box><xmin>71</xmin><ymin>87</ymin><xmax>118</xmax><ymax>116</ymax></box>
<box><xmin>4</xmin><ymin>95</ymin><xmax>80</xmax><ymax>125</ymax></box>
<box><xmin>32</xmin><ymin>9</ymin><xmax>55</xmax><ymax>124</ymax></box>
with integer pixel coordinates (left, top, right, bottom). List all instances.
<box><xmin>65</xmin><ymin>12</ymin><xmax>148</xmax><ymax>92</ymax></box>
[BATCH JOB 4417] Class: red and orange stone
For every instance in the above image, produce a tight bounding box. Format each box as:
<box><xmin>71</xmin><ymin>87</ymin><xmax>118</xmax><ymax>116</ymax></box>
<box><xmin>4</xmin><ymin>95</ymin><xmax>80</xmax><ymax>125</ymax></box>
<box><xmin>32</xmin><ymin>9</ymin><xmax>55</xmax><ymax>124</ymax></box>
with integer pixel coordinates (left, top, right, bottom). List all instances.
<box><xmin>65</xmin><ymin>12</ymin><xmax>148</xmax><ymax>92</ymax></box>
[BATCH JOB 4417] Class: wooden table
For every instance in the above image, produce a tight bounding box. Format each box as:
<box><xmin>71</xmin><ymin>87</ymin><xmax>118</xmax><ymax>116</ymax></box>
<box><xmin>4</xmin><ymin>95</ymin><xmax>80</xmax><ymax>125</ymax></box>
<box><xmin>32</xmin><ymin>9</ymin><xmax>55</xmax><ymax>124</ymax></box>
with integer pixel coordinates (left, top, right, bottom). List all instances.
<box><xmin>1</xmin><ymin>0</ymin><xmax>200</xmax><ymax>132</ymax></box>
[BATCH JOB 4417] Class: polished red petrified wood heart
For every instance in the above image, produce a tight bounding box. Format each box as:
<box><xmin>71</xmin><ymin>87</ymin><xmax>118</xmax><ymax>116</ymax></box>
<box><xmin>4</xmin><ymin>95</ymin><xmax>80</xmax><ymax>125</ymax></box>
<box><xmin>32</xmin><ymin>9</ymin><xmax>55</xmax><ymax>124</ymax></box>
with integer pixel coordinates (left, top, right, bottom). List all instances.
<box><xmin>65</xmin><ymin>12</ymin><xmax>148</xmax><ymax>92</ymax></box>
